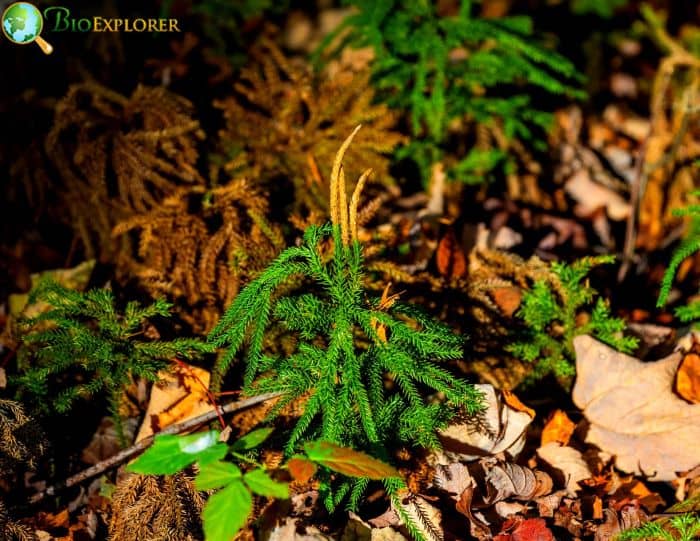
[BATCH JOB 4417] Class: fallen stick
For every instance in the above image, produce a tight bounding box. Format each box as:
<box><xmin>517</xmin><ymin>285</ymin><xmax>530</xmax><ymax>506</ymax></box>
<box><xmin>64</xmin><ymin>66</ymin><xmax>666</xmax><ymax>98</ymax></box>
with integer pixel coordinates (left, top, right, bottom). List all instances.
<box><xmin>30</xmin><ymin>391</ymin><xmax>282</xmax><ymax>504</ymax></box>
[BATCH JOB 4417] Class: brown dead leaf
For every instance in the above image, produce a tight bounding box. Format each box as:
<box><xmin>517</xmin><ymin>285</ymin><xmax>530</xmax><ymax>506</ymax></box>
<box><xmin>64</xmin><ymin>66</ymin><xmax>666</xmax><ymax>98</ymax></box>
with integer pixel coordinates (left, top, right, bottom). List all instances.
<box><xmin>267</xmin><ymin>518</ymin><xmax>333</xmax><ymax>540</ymax></box>
<box><xmin>482</xmin><ymin>460</ymin><xmax>553</xmax><ymax>504</ymax></box>
<box><xmin>135</xmin><ymin>363</ymin><xmax>213</xmax><ymax>442</ymax></box>
<box><xmin>536</xmin><ymin>443</ymin><xmax>591</xmax><ymax>495</ymax></box>
<box><xmin>573</xmin><ymin>335</ymin><xmax>700</xmax><ymax>480</ymax></box>
<box><xmin>594</xmin><ymin>508</ymin><xmax>621</xmax><ymax>541</ymax></box>
<box><xmin>612</xmin><ymin>480</ymin><xmax>665</xmax><ymax>512</ymax></box>
<box><xmin>35</xmin><ymin>509</ymin><xmax>70</xmax><ymax>530</ymax></box>
<box><xmin>535</xmin><ymin>490</ymin><xmax>566</xmax><ymax>518</ymax></box>
<box><xmin>344</xmin><ymin>513</ymin><xmax>408</xmax><ymax>541</ymax></box>
<box><xmin>436</xmin><ymin>228</ymin><xmax>467</xmax><ymax>279</ymax></box>
<box><xmin>565</xmin><ymin>170</ymin><xmax>630</xmax><ymax>221</ymax></box>
<box><xmin>675</xmin><ymin>353</ymin><xmax>700</xmax><ymax>404</ymax></box>
<box><xmin>592</xmin><ymin>496</ymin><xmax>604</xmax><ymax>520</ymax></box>
<box><xmin>502</xmin><ymin>391</ymin><xmax>535</xmax><ymax>419</ymax></box>
<box><xmin>490</xmin><ymin>287</ymin><xmax>522</xmax><ymax>318</ymax></box>
<box><xmin>81</xmin><ymin>417</ymin><xmax>138</xmax><ymax>464</ymax></box>
<box><xmin>439</xmin><ymin>385</ymin><xmax>533</xmax><ymax>461</ymax></box>
<box><xmin>455</xmin><ymin>482</ymin><xmax>490</xmax><ymax>534</ymax></box>
<box><xmin>541</xmin><ymin>410</ymin><xmax>575</xmax><ymax>446</ymax></box>
<box><xmin>433</xmin><ymin>461</ymin><xmax>473</xmax><ymax>497</ymax></box>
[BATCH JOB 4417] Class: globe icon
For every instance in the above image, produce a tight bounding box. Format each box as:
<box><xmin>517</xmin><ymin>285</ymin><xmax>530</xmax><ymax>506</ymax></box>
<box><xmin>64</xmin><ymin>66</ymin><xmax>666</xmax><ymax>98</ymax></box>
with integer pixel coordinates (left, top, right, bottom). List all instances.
<box><xmin>2</xmin><ymin>2</ymin><xmax>52</xmax><ymax>53</ymax></box>
<box><xmin>2</xmin><ymin>2</ymin><xmax>42</xmax><ymax>43</ymax></box>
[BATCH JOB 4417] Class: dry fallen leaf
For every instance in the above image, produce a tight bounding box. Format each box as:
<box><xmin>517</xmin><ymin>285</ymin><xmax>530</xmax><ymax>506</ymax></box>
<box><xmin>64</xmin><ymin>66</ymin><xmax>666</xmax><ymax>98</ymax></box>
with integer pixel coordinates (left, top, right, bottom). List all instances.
<box><xmin>573</xmin><ymin>335</ymin><xmax>700</xmax><ymax>480</ymax></box>
<box><xmin>502</xmin><ymin>390</ymin><xmax>535</xmax><ymax>419</ymax></box>
<box><xmin>438</xmin><ymin>385</ymin><xmax>533</xmax><ymax>461</ymax></box>
<box><xmin>510</xmin><ymin>518</ymin><xmax>554</xmax><ymax>541</ymax></box>
<box><xmin>537</xmin><ymin>443</ymin><xmax>591</xmax><ymax>495</ymax></box>
<box><xmin>436</xmin><ymin>228</ymin><xmax>467</xmax><ymax>279</ymax></box>
<box><xmin>81</xmin><ymin>417</ymin><xmax>138</xmax><ymax>464</ymax></box>
<box><xmin>135</xmin><ymin>363</ymin><xmax>214</xmax><ymax>442</ymax></box>
<box><xmin>345</xmin><ymin>512</ymin><xmax>408</xmax><ymax>541</ymax></box>
<box><xmin>490</xmin><ymin>287</ymin><xmax>523</xmax><ymax>318</ymax></box>
<box><xmin>675</xmin><ymin>353</ymin><xmax>700</xmax><ymax>404</ymax></box>
<box><xmin>482</xmin><ymin>460</ymin><xmax>552</xmax><ymax>503</ymax></box>
<box><xmin>541</xmin><ymin>410</ymin><xmax>575</xmax><ymax>447</ymax></box>
<box><xmin>564</xmin><ymin>170</ymin><xmax>630</xmax><ymax>221</ymax></box>
<box><xmin>267</xmin><ymin>518</ymin><xmax>333</xmax><ymax>541</ymax></box>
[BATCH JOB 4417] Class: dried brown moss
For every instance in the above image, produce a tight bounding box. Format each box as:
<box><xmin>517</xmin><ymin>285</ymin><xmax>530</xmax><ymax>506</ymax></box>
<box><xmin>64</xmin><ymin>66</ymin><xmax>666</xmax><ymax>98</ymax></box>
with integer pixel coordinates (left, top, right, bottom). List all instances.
<box><xmin>215</xmin><ymin>38</ymin><xmax>405</xmax><ymax>220</ymax></box>
<box><xmin>114</xmin><ymin>179</ymin><xmax>283</xmax><ymax>332</ymax></box>
<box><xmin>45</xmin><ymin>83</ymin><xmax>205</xmax><ymax>260</ymax></box>
<box><xmin>108</xmin><ymin>473</ymin><xmax>204</xmax><ymax>541</ymax></box>
<box><xmin>637</xmin><ymin>11</ymin><xmax>700</xmax><ymax>251</ymax></box>
<box><xmin>0</xmin><ymin>399</ymin><xmax>47</xmax><ymax>473</ymax></box>
<box><xmin>0</xmin><ymin>500</ymin><xmax>36</xmax><ymax>541</ymax></box>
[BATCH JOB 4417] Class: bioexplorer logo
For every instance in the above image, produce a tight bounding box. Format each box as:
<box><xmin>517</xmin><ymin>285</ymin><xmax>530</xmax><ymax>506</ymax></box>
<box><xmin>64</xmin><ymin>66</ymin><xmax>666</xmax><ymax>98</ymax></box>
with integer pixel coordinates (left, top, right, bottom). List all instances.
<box><xmin>1</xmin><ymin>2</ymin><xmax>181</xmax><ymax>55</ymax></box>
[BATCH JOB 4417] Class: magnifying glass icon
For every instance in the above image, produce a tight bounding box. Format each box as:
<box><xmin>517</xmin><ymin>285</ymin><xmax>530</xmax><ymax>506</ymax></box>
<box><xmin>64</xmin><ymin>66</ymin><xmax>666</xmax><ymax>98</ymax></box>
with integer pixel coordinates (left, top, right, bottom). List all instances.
<box><xmin>2</xmin><ymin>2</ymin><xmax>53</xmax><ymax>55</ymax></box>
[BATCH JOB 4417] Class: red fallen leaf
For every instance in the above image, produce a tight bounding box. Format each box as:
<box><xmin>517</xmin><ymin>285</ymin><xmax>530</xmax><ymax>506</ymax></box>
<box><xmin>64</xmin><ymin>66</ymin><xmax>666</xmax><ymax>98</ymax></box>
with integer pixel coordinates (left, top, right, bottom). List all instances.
<box><xmin>436</xmin><ymin>228</ymin><xmax>467</xmax><ymax>279</ymax></box>
<box><xmin>511</xmin><ymin>518</ymin><xmax>554</xmax><ymax>541</ymax></box>
<box><xmin>288</xmin><ymin>457</ymin><xmax>317</xmax><ymax>483</ymax></box>
<box><xmin>304</xmin><ymin>441</ymin><xmax>400</xmax><ymax>479</ymax></box>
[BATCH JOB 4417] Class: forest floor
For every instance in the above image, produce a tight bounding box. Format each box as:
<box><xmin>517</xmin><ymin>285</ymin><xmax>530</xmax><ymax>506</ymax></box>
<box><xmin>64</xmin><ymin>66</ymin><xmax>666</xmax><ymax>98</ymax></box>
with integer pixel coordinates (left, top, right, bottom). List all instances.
<box><xmin>0</xmin><ymin>1</ymin><xmax>699</xmax><ymax>541</ymax></box>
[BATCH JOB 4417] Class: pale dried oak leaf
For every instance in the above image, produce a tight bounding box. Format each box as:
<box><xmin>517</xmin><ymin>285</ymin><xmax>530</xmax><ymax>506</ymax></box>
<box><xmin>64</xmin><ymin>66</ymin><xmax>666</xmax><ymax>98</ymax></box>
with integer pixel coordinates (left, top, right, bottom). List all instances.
<box><xmin>572</xmin><ymin>335</ymin><xmax>700</xmax><ymax>480</ymax></box>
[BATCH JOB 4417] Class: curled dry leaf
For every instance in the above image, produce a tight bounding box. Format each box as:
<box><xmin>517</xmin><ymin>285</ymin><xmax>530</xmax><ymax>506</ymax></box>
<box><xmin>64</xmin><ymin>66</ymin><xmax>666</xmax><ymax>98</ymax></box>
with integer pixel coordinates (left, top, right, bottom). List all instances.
<box><xmin>573</xmin><ymin>335</ymin><xmax>700</xmax><ymax>480</ymax></box>
<box><xmin>482</xmin><ymin>460</ymin><xmax>553</xmax><ymax>504</ymax></box>
<box><xmin>675</xmin><ymin>353</ymin><xmax>700</xmax><ymax>404</ymax></box>
<box><xmin>536</xmin><ymin>442</ymin><xmax>592</xmax><ymax>496</ymax></box>
<box><xmin>541</xmin><ymin>410</ymin><xmax>575</xmax><ymax>447</ymax></box>
<box><xmin>438</xmin><ymin>385</ymin><xmax>533</xmax><ymax>461</ymax></box>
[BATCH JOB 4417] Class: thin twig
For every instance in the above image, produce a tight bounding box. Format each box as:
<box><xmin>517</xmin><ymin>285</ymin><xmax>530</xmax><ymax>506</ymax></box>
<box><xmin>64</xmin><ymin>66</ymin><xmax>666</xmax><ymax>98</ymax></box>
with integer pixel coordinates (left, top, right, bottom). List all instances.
<box><xmin>30</xmin><ymin>391</ymin><xmax>282</xmax><ymax>504</ymax></box>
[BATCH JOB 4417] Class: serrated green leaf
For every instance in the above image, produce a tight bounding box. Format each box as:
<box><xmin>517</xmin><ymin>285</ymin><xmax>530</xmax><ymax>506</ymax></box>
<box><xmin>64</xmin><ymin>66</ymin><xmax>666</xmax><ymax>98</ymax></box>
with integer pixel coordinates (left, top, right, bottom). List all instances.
<box><xmin>202</xmin><ymin>481</ymin><xmax>252</xmax><ymax>541</ymax></box>
<box><xmin>243</xmin><ymin>468</ymin><xmax>289</xmax><ymax>498</ymax></box>
<box><xmin>127</xmin><ymin>431</ymin><xmax>225</xmax><ymax>475</ymax></box>
<box><xmin>230</xmin><ymin>427</ymin><xmax>274</xmax><ymax>452</ymax></box>
<box><xmin>195</xmin><ymin>460</ymin><xmax>242</xmax><ymax>491</ymax></box>
<box><xmin>304</xmin><ymin>440</ymin><xmax>401</xmax><ymax>480</ymax></box>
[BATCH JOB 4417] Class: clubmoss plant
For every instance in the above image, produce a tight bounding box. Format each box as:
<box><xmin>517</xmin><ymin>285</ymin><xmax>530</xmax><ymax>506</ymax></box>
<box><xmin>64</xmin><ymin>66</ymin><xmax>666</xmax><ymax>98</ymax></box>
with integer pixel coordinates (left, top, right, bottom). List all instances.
<box><xmin>316</xmin><ymin>0</ymin><xmax>584</xmax><ymax>183</ymax></box>
<box><xmin>15</xmin><ymin>280</ymin><xmax>211</xmax><ymax>441</ymax></box>
<box><xmin>657</xmin><ymin>190</ymin><xmax>700</xmax><ymax>326</ymax></box>
<box><xmin>208</xmin><ymin>127</ymin><xmax>481</xmax><ymax>508</ymax></box>
<box><xmin>507</xmin><ymin>255</ymin><xmax>638</xmax><ymax>383</ymax></box>
<box><xmin>617</xmin><ymin>513</ymin><xmax>700</xmax><ymax>541</ymax></box>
